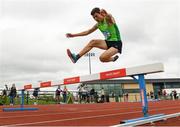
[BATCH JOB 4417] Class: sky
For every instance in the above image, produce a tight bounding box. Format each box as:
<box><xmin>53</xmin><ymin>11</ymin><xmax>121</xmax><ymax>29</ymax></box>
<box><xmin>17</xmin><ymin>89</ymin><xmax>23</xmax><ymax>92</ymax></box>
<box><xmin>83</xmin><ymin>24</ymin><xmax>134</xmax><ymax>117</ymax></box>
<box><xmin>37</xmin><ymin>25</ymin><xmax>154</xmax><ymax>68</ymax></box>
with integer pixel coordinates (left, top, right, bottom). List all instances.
<box><xmin>0</xmin><ymin>0</ymin><xmax>180</xmax><ymax>90</ymax></box>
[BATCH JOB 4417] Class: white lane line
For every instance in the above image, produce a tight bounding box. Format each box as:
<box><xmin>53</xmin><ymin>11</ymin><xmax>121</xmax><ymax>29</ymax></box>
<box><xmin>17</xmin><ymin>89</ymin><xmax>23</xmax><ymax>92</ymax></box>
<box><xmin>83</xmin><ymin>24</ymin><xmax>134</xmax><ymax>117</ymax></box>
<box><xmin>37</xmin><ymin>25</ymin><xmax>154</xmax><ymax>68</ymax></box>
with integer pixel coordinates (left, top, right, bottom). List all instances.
<box><xmin>0</xmin><ymin>103</ymin><xmax>170</xmax><ymax>119</ymax></box>
<box><xmin>0</xmin><ymin>102</ymin><xmax>175</xmax><ymax>116</ymax></box>
<box><xmin>0</xmin><ymin>103</ymin><xmax>176</xmax><ymax>119</ymax></box>
<box><xmin>6</xmin><ymin>106</ymin><xmax>180</xmax><ymax>126</ymax></box>
<box><xmin>0</xmin><ymin>107</ymin><xmax>142</xmax><ymax>119</ymax></box>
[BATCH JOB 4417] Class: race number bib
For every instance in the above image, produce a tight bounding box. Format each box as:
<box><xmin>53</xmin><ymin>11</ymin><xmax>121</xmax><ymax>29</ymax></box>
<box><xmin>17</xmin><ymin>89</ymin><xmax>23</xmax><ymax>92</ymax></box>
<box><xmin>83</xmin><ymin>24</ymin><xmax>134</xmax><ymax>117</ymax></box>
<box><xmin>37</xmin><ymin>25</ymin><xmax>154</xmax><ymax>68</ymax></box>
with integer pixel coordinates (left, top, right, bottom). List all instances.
<box><xmin>102</xmin><ymin>31</ymin><xmax>111</xmax><ymax>40</ymax></box>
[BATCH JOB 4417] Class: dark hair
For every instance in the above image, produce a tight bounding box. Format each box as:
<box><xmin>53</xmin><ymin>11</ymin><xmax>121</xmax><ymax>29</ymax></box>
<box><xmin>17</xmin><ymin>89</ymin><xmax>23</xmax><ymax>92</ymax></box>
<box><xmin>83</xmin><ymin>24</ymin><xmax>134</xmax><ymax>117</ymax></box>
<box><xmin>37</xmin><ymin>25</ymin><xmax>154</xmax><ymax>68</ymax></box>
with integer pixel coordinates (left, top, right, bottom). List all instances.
<box><xmin>91</xmin><ymin>7</ymin><xmax>100</xmax><ymax>16</ymax></box>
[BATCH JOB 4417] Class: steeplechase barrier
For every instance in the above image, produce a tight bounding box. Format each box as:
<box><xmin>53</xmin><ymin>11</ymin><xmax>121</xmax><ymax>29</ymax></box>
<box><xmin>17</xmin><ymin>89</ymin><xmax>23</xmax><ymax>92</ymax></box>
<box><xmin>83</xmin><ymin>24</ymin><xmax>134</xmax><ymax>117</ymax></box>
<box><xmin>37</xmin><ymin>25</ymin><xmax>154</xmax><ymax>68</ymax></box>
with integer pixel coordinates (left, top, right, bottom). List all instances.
<box><xmin>3</xmin><ymin>63</ymin><xmax>164</xmax><ymax>122</ymax></box>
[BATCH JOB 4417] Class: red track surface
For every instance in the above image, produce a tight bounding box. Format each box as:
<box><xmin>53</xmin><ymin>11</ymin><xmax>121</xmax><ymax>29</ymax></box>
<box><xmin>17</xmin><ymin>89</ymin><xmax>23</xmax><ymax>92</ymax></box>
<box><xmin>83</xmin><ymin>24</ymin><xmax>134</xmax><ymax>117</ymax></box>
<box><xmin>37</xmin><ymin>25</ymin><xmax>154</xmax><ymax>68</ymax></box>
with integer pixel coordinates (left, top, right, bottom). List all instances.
<box><xmin>0</xmin><ymin>100</ymin><xmax>180</xmax><ymax>126</ymax></box>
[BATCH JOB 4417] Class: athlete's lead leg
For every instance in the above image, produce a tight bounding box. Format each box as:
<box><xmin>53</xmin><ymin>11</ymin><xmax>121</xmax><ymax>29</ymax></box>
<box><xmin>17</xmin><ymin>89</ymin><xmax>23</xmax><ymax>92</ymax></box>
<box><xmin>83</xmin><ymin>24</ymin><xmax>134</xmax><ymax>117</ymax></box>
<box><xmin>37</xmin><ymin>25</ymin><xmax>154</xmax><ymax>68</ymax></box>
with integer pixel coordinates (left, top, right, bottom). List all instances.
<box><xmin>78</xmin><ymin>39</ymin><xmax>108</xmax><ymax>57</ymax></box>
<box><xmin>67</xmin><ymin>39</ymin><xmax>108</xmax><ymax>63</ymax></box>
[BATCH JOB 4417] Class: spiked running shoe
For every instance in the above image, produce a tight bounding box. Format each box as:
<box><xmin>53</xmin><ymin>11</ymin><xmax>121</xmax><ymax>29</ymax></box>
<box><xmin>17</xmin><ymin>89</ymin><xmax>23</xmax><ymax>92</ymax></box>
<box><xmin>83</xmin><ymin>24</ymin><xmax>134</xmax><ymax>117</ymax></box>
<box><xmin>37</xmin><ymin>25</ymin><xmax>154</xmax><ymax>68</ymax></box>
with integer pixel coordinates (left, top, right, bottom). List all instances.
<box><xmin>67</xmin><ymin>49</ymin><xmax>78</xmax><ymax>63</ymax></box>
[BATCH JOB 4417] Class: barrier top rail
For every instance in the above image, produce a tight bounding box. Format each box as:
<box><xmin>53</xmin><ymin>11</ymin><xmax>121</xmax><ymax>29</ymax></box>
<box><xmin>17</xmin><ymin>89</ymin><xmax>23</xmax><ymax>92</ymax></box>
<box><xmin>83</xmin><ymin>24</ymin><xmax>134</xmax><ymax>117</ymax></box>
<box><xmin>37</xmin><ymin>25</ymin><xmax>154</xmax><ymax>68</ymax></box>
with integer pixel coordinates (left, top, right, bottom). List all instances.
<box><xmin>21</xmin><ymin>63</ymin><xmax>164</xmax><ymax>90</ymax></box>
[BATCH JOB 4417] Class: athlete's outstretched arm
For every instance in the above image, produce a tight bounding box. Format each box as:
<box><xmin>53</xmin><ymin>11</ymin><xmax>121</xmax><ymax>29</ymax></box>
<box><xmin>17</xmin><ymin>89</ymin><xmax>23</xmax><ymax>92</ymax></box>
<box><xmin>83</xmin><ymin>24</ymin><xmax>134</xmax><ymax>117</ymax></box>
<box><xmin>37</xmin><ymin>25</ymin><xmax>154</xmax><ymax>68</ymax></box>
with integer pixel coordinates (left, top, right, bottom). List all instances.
<box><xmin>66</xmin><ymin>24</ymin><xmax>98</xmax><ymax>38</ymax></box>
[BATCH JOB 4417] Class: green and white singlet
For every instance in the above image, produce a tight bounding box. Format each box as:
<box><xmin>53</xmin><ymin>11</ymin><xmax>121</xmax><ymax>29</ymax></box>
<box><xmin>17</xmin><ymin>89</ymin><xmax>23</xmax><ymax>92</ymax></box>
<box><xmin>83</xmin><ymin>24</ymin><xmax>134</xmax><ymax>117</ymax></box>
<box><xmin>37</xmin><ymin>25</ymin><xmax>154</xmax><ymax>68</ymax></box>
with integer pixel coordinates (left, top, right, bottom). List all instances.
<box><xmin>97</xmin><ymin>18</ymin><xmax>121</xmax><ymax>41</ymax></box>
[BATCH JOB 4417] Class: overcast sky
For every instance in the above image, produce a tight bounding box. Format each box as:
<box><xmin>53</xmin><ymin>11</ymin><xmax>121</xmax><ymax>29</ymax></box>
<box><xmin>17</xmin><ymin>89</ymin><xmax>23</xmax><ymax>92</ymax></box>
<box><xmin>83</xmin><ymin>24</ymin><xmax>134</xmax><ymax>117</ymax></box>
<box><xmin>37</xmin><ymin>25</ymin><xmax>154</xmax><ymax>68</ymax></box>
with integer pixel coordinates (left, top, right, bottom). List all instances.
<box><xmin>0</xmin><ymin>0</ymin><xmax>180</xmax><ymax>90</ymax></box>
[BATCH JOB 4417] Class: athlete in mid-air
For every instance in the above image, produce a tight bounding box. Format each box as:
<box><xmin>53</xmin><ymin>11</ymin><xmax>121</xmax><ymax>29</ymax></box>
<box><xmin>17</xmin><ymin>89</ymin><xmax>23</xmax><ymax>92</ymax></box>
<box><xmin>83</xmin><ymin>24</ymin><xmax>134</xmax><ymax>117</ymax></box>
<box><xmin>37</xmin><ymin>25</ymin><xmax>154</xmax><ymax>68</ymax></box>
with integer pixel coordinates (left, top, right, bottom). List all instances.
<box><xmin>66</xmin><ymin>7</ymin><xmax>122</xmax><ymax>63</ymax></box>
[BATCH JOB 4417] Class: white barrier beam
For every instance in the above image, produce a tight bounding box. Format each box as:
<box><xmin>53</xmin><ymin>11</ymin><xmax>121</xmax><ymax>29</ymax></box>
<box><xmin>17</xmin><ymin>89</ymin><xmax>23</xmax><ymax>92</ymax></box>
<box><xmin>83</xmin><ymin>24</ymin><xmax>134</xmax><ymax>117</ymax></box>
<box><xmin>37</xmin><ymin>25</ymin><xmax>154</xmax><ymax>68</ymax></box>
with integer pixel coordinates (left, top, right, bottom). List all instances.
<box><xmin>21</xmin><ymin>63</ymin><xmax>164</xmax><ymax>90</ymax></box>
<box><xmin>126</xmin><ymin>63</ymin><xmax>164</xmax><ymax>76</ymax></box>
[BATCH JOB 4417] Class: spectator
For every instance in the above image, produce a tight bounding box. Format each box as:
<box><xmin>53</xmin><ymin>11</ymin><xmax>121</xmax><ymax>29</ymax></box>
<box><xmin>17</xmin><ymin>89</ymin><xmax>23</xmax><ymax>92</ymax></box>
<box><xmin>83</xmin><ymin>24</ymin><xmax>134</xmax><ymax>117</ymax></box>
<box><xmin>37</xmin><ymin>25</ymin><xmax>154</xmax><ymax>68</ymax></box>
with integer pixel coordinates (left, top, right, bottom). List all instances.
<box><xmin>94</xmin><ymin>91</ymin><xmax>99</xmax><ymax>103</ymax></box>
<box><xmin>62</xmin><ymin>86</ymin><xmax>68</xmax><ymax>103</ymax></box>
<box><xmin>4</xmin><ymin>85</ymin><xmax>9</xmax><ymax>100</ymax></box>
<box><xmin>81</xmin><ymin>86</ymin><xmax>88</xmax><ymax>103</ymax></box>
<box><xmin>150</xmin><ymin>91</ymin><xmax>154</xmax><ymax>99</ymax></box>
<box><xmin>105</xmin><ymin>92</ymin><xmax>110</xmax><ymax>102</ymax></box>
<box><xmin>126</xmin><ymin>93</ymin><xmax>129</xmax><ymax>102</ymax></box>
<box><xmin>2</xmin><ymin>88</ymin><xmax>7</xmax><ymax>97</ymax></box>
<box><xmin>78</xmin><ymin>85</ymin><xmax>83</xmax><ymax>103</ymax></box>
<box><xmin>84</xmin><ymin>85</ymin><xmax>90</xmax><ymax>103</ymax></box>
<box><xmin>111</xmin><ymin>92</ymin><xmax>115</xmax><ymax>102</ymax></box>
<box><xmin>124</xmin><ymin>92</ymin><xmax>129</xmax><ymax>102</ymax></box>
<box><xmin>158</xmin><ymin>89</ymin><xmax>162</xmax><ymax>99</ymax></box>
<box><xmin>174</xmin><ymin>90</ymin><xmax>177</xmax><ymax>100</ymax></box>
<box><xmin>100</xmin><ymin>87</ymin><xmax>105</xmax><ymax>103</ymax></box>
<box><xmin>9</xmin><ymin>84</ymin><xmax>17</xmax><ymax>106</ymax></box>
<box><xmin>55</xmin><ymin>86</ymin><xmax>62</xmax><ymax>104</ymax></box>
<box><xmin>170</xmin><ymin>91</ymin><xmax>173</xmax><ymax>100</ymax></box>
<box><xmin>147</xmin><ymin>92</ymin><xmax>150</xmax><ymax>99</ymax></box>
<box><xmin>5</xmin><ymin>84</ymin><xmax>8</xmax><ymax>89</ymax></box>
<box><xmin>74</xmin><ymin>91</ymin><xmax>79</xmax><ymax>102</ymax></box>
<box><xmin>33</xmin><ymin>88</ymin><xmax>40</xmax><ymax>105</ymax></box>
<box><xmin>163</xmin><ymin>90</ymin><xmax>167</xmax><ymax>100</ymax></box>
<box><xmin>90</xmin><ymin>88</ymin><xmax>95</xmax><ymax>103</ymax></box>
<box><xmin>2</xmin><ymin>86</ymin><xmax>7</xmax><ymax>105</ymax></box>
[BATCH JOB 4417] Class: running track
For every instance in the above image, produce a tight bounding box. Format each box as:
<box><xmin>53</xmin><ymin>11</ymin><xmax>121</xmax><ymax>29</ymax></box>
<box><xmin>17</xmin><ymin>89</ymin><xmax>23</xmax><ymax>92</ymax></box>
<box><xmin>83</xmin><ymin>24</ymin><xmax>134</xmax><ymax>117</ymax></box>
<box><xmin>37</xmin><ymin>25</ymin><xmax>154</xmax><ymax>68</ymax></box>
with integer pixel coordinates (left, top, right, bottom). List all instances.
<box><xmin>0</xmin><ymin>100</ymin><xmax>180</xmax><ymax>126</ymax></box>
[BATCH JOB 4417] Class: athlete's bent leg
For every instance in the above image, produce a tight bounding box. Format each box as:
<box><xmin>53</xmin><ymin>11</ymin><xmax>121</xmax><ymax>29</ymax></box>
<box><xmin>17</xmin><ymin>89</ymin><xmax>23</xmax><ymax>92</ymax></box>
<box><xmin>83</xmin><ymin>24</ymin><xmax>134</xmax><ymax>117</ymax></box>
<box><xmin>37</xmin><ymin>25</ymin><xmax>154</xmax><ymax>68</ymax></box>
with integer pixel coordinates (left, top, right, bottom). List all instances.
<box><xmin>78</xmin><ymin>39</ymin><xmax>108</xmax><ymax>57</ymax></box>
<box><xmin>67</xmin><ymin>39</ymin><xmax>108</xmax><ymax>63</ymax></box>
<box><xmin>99</xmin><ymin>47</ymin><xmax>119</xmax><ymax>62</ymax></box>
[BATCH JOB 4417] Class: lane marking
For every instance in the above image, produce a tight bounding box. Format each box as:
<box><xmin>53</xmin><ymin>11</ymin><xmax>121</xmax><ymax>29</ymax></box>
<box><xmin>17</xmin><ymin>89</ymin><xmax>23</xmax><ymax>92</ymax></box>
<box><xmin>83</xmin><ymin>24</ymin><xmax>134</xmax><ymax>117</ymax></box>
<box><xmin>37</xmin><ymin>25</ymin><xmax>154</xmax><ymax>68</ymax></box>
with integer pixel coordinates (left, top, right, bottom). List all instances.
<box><xmin>1</xmin><ymin>103</ymin><xmax>175</xmax><ymax>119</ymax></box>
<box><xmin>5</xmin><ymin>106</ymin><xmax>180</xmax><ymax>126</ymax></box>
<box><xmin>0</xmin><ymin>107</ymin><xmax>136</xmax><ymax>119</ymax></box>
<box><xmin>1</xmin><ymin>102</ymin><xmax>177</xmax><ymax>117</ymax></box>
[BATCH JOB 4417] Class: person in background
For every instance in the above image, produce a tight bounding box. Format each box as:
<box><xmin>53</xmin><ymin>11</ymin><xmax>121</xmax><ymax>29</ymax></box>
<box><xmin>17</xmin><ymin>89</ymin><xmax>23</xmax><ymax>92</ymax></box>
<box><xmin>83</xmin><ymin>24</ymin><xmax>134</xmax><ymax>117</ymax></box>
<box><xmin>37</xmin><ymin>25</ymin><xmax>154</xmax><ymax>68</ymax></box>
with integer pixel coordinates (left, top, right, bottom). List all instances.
<box><xmin>84</xmin><ymin>85</ymin><xmax>90</xmax><ymax>103</ymax></box>
<box><xmin>124</xmin><ymin>92</ymin><xmax>129</xmax><ymax>102</ymax></box>
<box><xmin>9</xmin><ymin>84</ymin><xmax>17</xmax><ymax>106</ymax></box>
<box><xmin>100</xmin><ymin>87</ymin><xmax>105</xmax><ymax>103</ymax></box>
<box><xmin>81</xmin><ymin>85</ymin><xmax>88</xmax><ymax>103</ymax></box>
<box><xmin>163</xmin><ymin>90</ymin><xmax>167</xmax><ymax>100</ymax></box>
<box><xmin>55</xmin><ymin>86</ymin><xmax>62</xmax><ymax>104</ymax></box>
<box><xmin>2</xmin><ymin>85</ymin><xmax>7</xmax><ymax>97</ymax></box>
<box><xmin>174</xmin><ymin>90</ymin><xmax>177</xmax><ymax>100</ymax></box>
<box><xmin>111</xmin><ymin>92</ymin><xmax>115</xmax><ymax>102</ymax></box>
<box><xmin>62</xmin><ymin>86</ymin><xmax>68</xmax><ymax>103</ymax></box>
<box><xmin>5</xmin><ymin>84</ymin><xmax>8</xmax><ymax>92</ymax></box>
<box><xmin>33</xmin><ymin>88</ymin><xmax>40</xmax><ymax>105</ymax></box>
<box><xmin>2</xmin><ymin>85</ymin><xmax>8</xmax><ymax>105</ymax></box>
<box><xmin>170</xmin><ymin>91</ymin><xmax>173</xmax><ymax>100</ymax></box>
<box><xmin>90</xmin><ymin>88</ymin><xmax>95</xmax><ymax>103</ymax></box>
<box><xmin>150</xmin><ymin>91</ymin><xmax>154</xmax><ymax>99</ymax></box>
<box><xmin>78</xmin><ymin>84</ymin><xmax>83</xmax><ymax>103</ymax></box>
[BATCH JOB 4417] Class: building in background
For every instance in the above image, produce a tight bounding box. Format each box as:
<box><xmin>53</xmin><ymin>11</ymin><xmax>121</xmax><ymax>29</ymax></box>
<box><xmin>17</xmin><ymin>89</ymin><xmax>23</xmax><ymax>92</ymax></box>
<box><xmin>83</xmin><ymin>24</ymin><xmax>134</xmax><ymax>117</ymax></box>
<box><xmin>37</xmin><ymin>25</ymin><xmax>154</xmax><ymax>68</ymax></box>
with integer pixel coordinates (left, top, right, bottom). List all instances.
<box><xmin>83</xmin><ymin>78</ymin><xmax>180</xmax><ymax>102</ymax></box>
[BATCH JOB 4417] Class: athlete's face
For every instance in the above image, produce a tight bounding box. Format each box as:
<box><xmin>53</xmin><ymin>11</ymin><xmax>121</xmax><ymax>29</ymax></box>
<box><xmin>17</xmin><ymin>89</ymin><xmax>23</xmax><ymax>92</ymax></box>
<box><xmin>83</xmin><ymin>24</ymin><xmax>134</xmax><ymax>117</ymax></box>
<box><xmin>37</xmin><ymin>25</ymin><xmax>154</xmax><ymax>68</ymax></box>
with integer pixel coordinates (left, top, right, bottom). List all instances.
<box><xmin>92</xmin><ymin>12</ymin><xmax>104</xmax><ymax>22</ymax></box>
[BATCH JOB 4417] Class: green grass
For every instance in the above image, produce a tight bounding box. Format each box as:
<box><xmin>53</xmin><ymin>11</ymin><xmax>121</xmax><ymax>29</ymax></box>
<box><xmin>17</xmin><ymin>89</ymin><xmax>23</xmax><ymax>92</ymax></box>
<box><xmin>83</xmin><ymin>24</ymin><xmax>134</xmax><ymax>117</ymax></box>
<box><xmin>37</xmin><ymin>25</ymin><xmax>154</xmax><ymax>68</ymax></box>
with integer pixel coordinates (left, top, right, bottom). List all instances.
<box><xmin>0</xmin><ymin>95</ymin><xmax>57</xmax><ymax>105</ymax></box>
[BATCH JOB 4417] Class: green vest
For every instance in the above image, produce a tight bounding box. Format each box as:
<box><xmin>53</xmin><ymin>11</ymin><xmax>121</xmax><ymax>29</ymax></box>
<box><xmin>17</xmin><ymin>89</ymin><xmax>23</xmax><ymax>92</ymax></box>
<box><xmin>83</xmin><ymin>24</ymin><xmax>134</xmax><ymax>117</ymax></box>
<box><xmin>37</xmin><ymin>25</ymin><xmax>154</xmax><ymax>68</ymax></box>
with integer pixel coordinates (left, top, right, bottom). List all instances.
<box><xmin>97</xmin><ymin>18</ymin><xmax>121</xmax><ymax>41</ymax></box>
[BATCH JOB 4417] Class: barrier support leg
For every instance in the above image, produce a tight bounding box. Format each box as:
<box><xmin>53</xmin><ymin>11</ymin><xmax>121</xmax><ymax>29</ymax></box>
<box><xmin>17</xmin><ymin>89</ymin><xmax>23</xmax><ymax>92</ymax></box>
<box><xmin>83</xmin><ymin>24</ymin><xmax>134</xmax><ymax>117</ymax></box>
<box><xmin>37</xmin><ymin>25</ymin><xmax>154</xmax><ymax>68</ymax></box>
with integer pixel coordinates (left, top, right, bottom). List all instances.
<box><xmin>138</xmin><ymin>74</ymin><xmax>148</xmax><ymax>117</ymax></box>
<box><xmin>3</xmin><ymin>89</ymin><xmax>38</xmax><ymax>112</ymax></box>
<box><xmin>120</xmin><ymin>74</ymin><xmax>164</xmax><ymax>124</ymax></box>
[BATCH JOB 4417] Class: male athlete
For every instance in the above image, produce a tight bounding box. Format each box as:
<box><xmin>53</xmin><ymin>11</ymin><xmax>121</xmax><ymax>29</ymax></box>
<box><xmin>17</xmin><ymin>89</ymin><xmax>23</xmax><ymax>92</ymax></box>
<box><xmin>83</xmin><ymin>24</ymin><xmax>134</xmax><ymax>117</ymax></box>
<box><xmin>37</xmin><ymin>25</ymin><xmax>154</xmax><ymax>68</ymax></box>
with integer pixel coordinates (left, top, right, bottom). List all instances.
<box><xmin>66</xmin><ymin>7</ymin><xmax>122</xmax><ymax>63</ymax></box>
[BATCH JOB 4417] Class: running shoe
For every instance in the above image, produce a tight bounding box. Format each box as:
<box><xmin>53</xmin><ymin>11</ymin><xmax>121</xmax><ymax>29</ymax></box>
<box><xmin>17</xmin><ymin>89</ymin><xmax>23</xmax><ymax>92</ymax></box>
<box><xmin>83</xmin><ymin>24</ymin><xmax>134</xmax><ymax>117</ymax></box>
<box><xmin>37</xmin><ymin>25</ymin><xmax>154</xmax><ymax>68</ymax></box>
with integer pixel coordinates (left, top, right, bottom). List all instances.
<box><xmin>67</xmin><ymin>49</ymin><xmax>78</xmax><ymax>63</ymax></box>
